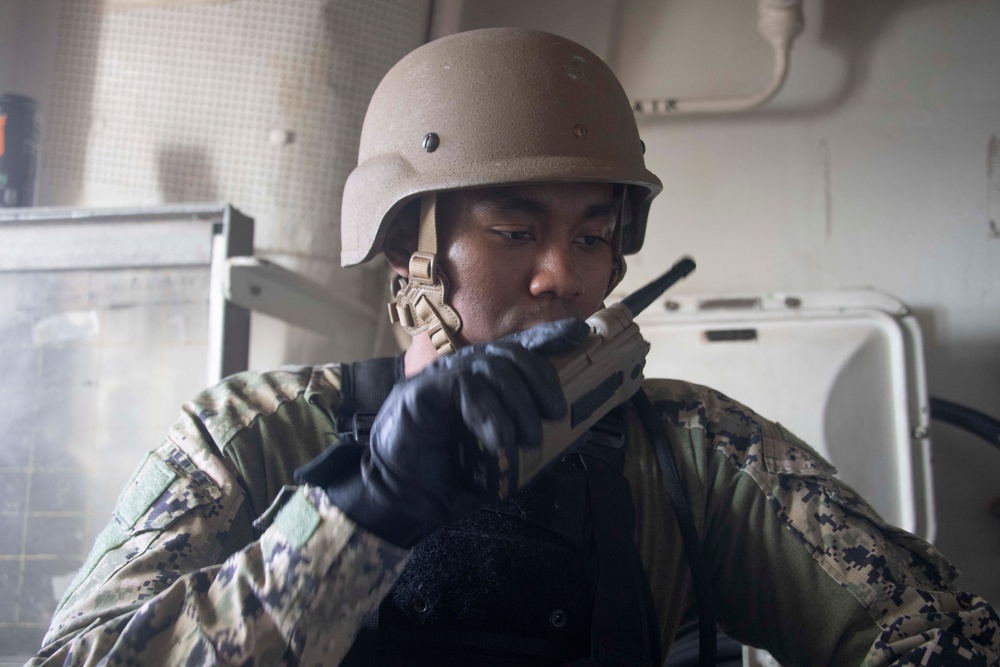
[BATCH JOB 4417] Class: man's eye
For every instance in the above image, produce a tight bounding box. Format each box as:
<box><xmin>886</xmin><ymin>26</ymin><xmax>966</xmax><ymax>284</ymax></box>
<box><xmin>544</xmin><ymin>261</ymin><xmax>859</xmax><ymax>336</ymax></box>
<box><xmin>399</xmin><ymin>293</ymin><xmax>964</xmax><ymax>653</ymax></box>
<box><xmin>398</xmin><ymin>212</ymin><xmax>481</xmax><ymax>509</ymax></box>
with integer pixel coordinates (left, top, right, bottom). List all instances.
<box><xmin>578</xmin><ymin>235</ymin><xmax>610</xmax><ymax>248</ymax></box>
<box><xmin>494</xmin><ymin>229</ymin><xmax>533</xmax><ymax>242</ymax></box>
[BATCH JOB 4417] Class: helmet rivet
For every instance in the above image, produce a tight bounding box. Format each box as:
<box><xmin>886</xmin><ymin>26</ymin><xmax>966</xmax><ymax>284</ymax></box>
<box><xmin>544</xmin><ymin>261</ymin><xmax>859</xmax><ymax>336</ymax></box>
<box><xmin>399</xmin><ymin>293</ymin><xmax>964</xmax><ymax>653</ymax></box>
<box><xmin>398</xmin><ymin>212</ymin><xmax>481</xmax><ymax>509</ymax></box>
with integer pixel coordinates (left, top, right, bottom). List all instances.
<box><xmin>573</xmin><ymin>124</ymin><xmax>587</xmax><ymax>139</ymax></box>
<box><xmin>422</xmin><ymin>132</ymin><xmax>440</xmax><ymax>152</ymax></box>
<box><xmin>640</xmin><ymin>139</ymin><xmax>646</xmax><ymax>154</ymax></box>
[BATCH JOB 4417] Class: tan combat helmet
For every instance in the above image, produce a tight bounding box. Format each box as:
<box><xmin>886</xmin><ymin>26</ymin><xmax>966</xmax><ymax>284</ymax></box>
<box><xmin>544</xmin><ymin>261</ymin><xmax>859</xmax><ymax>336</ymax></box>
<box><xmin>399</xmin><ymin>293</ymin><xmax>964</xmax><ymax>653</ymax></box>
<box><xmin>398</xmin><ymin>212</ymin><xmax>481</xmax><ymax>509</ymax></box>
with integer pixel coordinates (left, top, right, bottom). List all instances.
<box><xmin>341</xmin><ymin>28</ymin><xmax>662</xmax><ymax>355</ymax></box>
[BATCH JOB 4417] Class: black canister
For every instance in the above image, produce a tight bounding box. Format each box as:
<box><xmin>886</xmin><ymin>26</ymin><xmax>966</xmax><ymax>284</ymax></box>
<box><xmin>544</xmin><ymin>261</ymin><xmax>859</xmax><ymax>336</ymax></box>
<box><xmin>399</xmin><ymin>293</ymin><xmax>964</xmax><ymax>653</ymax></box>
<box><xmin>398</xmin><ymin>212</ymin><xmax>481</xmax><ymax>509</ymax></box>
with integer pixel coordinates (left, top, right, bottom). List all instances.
<box><xmin>0</xmin><ymin>94</ymin><xmax>39</xmax><ymax>207</ymax></box>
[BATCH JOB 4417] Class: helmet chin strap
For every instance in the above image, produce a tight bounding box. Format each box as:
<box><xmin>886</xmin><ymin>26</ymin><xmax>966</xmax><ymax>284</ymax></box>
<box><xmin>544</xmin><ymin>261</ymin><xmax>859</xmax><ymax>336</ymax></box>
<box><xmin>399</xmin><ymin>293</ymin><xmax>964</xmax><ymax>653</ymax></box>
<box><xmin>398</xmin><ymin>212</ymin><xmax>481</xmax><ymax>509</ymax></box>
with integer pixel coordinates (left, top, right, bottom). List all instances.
<box><xmin>387</xmin><ymin>194</ymin><xmax>462</xmax><ymax>357</ymax></box>
<box><xmin>607</xmin><ymin>255</ymin><xmax>627</xmax><ymax>296</ymax></box>
<box><xmin>605</xmin><ymin>184</ymin><xmax>628</xmax><ymax>296</ymax></box>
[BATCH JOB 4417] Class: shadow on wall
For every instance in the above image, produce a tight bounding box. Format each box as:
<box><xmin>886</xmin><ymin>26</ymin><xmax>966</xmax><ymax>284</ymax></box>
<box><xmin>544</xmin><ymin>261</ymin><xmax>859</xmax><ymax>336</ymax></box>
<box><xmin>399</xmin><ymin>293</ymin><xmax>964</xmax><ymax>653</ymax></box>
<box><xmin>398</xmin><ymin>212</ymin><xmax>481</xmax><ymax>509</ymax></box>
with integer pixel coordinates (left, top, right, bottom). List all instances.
<box><xmin>822</xmin><ymin>329</ymin><xmax>898</xmax><ymax>520</ymax></box>
<box><xmin>908</xmin><ymin>307</ymin><xmax>1000</xmax><ymax>606</ymax></box>
<box><xmin>251</xmin><ymin>0</ymin><xmax>431</xmax><ymax>365</ymax></box>
<box><xmin>926</xmin><ymin>359</ymin><xmax>1000</xmax><ymax>609</ymax></box>
<box><xmin>156</xmin><ymin>145</ymin><xmax>219</xmax><ymax>203</ymax></box>
<box><xmin>811</xmin><ymin>0</ymin><xmax>935</xmax><ymax>114</ymax></box>
<box><xmin>37</xmin><ymin>2</ymin><xmax>103</xmax><ymax>205</ymax></box>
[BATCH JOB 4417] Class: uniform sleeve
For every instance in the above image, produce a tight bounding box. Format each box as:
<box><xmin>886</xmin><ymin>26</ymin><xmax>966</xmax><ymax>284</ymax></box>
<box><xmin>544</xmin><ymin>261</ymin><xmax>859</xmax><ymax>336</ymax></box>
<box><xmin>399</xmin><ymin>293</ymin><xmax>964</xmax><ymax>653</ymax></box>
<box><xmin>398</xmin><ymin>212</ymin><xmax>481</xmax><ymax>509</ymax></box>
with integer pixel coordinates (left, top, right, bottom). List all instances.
<box><xmin>634</xmin><ymin>380</ymin><xmax>1000</xmax><ymax>666</ymax></box>
<box><xmin>29</xmin><ymin>371</ymin><xmax>410</xmax><ymax>666</ymax></box>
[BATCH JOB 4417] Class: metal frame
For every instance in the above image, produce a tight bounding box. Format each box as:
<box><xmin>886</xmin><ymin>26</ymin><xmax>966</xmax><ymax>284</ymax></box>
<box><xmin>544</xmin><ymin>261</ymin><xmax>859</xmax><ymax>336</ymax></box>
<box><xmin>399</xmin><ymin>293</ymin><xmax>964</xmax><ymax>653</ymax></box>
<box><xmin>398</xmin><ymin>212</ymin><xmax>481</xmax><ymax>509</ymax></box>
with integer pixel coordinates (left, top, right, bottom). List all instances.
<box><xmin>0</xmin><ymin>203</ymin><xmax>254</xmax><ymax>381</ymax></box>
<box><xmin>224</xmin><ymin>255</ymin><xmax>375</xmax><ymax>337</ymax></box>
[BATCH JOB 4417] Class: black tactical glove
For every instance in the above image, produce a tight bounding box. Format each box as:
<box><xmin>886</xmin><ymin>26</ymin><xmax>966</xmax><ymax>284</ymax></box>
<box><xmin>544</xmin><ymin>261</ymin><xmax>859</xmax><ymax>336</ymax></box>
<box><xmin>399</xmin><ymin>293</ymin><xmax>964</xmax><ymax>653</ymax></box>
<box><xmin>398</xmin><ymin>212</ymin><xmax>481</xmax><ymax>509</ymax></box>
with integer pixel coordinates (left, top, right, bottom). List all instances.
<box><xmin>295</xmin><ymin>318</ymin><xmax>589</xmax><ymax>548</ymax></box>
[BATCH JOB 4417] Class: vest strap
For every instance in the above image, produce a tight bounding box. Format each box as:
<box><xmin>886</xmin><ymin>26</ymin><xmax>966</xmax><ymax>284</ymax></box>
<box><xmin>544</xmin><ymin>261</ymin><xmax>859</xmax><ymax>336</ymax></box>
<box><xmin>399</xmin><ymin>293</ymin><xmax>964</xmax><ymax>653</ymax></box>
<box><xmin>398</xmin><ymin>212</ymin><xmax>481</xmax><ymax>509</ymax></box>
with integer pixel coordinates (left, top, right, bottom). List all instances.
<box><xmin>633</xmin><ymin>389</ymin><xmax>716</xmax><ymax>667</ymax></box>
<box><xmin>582</xmin><ymin>408</ymin><xmax>661</xmax><ymax>666</ymax></box>
<box><xmin>337</xmin><ymin>355</ymin><xmax>403</xmax><ymax>444</ymax></box>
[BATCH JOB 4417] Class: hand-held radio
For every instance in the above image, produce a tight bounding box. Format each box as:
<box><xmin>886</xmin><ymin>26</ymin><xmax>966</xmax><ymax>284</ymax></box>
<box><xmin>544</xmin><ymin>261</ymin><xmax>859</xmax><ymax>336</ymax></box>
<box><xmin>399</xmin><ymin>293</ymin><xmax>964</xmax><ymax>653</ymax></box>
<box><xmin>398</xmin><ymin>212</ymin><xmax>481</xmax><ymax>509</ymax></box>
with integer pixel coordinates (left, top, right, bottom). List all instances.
<box><xmin>516</xmin><ymin>257</ymin><xmax>697</xmax><ymax>487</ymax></box>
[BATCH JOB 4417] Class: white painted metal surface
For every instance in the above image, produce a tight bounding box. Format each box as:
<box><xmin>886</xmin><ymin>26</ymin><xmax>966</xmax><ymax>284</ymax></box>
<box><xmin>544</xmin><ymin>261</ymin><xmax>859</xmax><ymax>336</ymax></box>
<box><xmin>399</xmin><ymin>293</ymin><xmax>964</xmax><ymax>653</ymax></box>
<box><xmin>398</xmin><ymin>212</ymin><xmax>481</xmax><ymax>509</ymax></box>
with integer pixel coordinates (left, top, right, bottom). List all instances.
<box><xmin>637</xmin><ymin>288</ymin><xmax>934</xmax><ymax>541</ymax></box>
<box><xmin>224</xmin><ymin>256</ymin><xmax>376</xmax><ymax>335</ymax></box>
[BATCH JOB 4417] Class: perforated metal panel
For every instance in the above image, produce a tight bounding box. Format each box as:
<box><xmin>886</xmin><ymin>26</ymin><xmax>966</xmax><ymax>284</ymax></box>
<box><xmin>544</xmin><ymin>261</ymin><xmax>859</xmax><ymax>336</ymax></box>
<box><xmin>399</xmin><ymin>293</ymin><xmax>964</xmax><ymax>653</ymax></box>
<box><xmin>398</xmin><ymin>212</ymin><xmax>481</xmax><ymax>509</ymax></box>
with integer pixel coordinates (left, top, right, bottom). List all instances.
<box><xmin>43</xmin><ymin>1</ymin><xmax>429</xmax><ymax>222</ymax></box>
<box><xmin>40</xmin><ymin>0</ymin><xmax>430</xmax><ymax>365</ymax></box>
<box><xmin>0</xmin><ymin>205</ymin><xmax>252</xmax><ymax>660</ymax></box>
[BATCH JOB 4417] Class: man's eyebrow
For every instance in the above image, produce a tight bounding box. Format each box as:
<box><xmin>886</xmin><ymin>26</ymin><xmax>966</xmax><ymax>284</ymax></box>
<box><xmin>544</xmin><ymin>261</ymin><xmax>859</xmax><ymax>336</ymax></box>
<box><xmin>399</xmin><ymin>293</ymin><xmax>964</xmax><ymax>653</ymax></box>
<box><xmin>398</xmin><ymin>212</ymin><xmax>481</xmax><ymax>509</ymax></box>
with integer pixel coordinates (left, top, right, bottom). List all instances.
<box><xmin>583</xmin><ymin>200</ymin><xmax>618</xmax><ymax>218</ymax></box>
<box><xmin>472</xmin><ymin>195</ymin><xmax>548</xmax><ymax>215</ymax></box>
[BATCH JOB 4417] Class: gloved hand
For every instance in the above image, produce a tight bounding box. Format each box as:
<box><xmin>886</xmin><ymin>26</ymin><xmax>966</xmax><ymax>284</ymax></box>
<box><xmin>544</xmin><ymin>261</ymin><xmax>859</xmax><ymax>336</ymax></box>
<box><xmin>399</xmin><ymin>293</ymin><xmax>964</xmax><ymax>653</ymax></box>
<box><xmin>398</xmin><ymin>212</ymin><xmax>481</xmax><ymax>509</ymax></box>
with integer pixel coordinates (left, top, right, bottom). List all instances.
<box><xmin>295</xmin><ymin>318</ymin><xmax>589</xmax><ymax>548</ymax></box>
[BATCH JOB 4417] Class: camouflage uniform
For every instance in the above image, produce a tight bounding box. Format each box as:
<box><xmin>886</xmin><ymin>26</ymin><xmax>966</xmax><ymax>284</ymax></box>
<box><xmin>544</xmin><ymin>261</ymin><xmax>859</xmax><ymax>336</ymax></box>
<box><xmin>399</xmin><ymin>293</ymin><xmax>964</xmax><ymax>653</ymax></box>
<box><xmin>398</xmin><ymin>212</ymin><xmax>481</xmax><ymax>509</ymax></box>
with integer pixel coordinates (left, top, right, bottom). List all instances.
<box><xmin>29</xmin><ymin>365</ymin><xmax>1000</xmax><ymax>666</ymax></box>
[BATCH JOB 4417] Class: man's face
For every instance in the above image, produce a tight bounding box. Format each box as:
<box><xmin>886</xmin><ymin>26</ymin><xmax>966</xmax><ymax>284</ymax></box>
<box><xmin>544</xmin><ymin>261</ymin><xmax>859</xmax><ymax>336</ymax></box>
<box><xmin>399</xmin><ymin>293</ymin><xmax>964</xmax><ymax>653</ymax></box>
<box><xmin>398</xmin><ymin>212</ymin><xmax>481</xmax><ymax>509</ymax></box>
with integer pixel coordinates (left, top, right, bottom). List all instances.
<box><xmin>435</xmin><ymin>182</ymin><xmax>618</xmax><ymax>346</ymax></box>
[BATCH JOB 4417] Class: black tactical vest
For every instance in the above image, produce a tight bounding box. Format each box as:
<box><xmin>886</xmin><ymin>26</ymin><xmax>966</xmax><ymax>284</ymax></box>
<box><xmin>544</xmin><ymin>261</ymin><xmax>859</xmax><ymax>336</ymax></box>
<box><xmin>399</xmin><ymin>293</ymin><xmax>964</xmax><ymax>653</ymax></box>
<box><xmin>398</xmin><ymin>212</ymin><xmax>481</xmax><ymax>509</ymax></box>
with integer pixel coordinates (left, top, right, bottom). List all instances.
<box><xmin>337</xmin><ymin>357</ymin><xmax>660</xmax><ymax>666</ymax></box>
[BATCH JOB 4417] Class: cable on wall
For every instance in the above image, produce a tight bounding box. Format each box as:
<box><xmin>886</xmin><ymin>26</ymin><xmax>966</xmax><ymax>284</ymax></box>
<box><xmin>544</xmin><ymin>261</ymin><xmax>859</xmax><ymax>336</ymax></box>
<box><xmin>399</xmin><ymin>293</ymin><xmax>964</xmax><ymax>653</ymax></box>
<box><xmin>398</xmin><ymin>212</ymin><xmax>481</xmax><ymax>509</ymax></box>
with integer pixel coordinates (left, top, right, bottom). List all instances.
<box><xmin>632</xmin><ymin>0</ymin><xmax>805</xmax><ymax>116</ymax></box>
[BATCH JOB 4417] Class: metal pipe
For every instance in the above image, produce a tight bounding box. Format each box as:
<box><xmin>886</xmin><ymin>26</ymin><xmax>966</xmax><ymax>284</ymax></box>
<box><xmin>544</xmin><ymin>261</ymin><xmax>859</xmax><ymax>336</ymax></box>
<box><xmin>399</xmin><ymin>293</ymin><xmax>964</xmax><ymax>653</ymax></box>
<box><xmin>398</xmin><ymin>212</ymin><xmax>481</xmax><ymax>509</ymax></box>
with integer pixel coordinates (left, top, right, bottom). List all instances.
<box><xmin>632</xmin><ymin>0</ymin><xmax>804</xmax><ymax>116</ymax></box>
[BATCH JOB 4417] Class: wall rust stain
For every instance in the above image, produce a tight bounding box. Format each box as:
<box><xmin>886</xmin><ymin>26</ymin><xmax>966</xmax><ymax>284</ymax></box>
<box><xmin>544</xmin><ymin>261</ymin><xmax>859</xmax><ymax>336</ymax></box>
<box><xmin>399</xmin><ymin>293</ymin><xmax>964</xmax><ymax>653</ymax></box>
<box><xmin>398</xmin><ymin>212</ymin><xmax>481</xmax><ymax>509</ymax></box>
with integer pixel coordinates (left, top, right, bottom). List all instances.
<box><xmin>989</xmin><ymin>134</ymin><xmax>999</xmax><ymax>239</ymax></box>
<box><xmin>820</xmin><ymin>139</ymin><xmax>832</xmax><ymax>239</ymax></box>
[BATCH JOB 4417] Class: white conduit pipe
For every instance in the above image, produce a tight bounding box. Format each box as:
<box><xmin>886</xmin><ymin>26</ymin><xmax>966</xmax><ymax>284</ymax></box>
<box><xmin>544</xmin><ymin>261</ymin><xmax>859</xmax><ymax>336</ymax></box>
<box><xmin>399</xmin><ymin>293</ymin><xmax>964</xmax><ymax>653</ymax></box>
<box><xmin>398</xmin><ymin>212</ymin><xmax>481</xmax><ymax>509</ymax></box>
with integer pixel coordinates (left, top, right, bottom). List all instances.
<box><xmin>632</xmin><ymin>0</ymin><xmax>805</xmax><ymax>116</ymax></box>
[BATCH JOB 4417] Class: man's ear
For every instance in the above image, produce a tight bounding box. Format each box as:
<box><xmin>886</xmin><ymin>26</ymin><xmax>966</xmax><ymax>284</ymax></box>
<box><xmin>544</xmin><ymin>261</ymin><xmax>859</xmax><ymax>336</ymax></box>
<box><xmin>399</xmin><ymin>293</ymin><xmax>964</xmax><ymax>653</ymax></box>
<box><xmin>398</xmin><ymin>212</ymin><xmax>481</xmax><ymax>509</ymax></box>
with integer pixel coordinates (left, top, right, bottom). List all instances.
<box><xmin>382</xmin><ymin>200</ymin><xmax>421</xmax><ymax>277</ymax></box>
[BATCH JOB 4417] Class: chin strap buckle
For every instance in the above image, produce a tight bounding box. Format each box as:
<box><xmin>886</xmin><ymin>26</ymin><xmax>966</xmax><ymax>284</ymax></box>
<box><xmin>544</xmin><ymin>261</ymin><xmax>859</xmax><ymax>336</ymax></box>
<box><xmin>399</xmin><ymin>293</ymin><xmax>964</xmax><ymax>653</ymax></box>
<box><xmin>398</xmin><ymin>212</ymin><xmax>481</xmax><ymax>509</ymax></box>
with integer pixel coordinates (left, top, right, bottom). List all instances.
<box><xmin>387</xmin><ymin>270</ymin><xmax>460</xmax><ymax>356</ymax></box>
<box><xmin>386</xmin><ymin>194</ymin><xmax>462</xmax><ymax>357</ymax></box>
<box><xmin>387</xmin><ymin>253</ymin><xmax>461</xmax><ymax>359</ymax></box>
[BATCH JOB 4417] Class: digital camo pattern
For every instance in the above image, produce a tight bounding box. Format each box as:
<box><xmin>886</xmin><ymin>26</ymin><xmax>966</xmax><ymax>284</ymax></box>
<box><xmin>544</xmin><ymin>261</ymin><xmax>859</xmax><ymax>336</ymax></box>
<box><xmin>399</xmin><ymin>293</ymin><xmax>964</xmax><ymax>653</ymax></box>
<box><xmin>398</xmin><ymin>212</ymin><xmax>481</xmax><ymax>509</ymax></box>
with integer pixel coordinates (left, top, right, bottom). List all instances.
<box><xmin>642</xmin><ymin>379</ymin><xmax>1000</xmax><ymax>666</ymax></box>
<box><xmin>31</xmin><ymin>365</ymin><xmax>408</xmax><ymax>666</ymax></box>
<box><xmin>30</xmin><ymin>368</ymin><xmax>999</xmax><ymax>665</ymax></box>
<box><xmin>173</xmin><ymin>365</ymin><xmax>332</xmax><ymax>450</ymax></box>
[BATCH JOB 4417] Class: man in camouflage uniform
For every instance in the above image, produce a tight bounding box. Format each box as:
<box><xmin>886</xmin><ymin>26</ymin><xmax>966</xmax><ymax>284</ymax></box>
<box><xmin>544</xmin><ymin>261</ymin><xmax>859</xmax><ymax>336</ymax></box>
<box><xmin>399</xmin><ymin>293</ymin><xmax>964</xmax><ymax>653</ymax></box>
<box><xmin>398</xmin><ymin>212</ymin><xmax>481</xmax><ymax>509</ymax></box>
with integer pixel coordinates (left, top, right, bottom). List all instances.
<box><xmin>31</xmin><ymin>28</ymin><xmax>999</xmax><ymax>666</ymax></box>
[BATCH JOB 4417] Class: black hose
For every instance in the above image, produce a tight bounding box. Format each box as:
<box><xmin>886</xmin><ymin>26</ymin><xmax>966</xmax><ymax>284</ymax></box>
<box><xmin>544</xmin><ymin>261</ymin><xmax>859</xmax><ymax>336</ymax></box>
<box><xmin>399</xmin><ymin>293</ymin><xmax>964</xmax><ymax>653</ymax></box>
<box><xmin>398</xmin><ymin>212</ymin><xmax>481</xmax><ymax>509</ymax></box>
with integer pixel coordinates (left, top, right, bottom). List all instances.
<box><xmin>929</xmin><ymin>397</ymin><xmax>1000</xmax><ymax>451</ymax></box>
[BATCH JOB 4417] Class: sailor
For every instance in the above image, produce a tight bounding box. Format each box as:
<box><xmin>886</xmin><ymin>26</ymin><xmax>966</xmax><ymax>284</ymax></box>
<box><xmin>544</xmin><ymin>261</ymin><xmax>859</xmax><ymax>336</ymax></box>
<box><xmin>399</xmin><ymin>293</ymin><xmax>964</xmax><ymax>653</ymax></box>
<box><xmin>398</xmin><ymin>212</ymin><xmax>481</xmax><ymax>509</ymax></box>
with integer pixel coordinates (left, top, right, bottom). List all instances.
<box><xmin>32</xmin><ymin>28</ymin><xmax>999</xmax><ymax>666</ymax></box>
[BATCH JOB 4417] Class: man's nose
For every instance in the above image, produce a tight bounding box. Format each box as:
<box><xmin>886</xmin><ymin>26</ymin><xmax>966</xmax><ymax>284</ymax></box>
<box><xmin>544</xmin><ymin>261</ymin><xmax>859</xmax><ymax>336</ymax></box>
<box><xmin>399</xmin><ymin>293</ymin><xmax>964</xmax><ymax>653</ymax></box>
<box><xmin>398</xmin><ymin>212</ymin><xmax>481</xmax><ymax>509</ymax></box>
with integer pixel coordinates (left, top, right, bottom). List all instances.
<box><xmin>529</xmin><ymin>245</ymin><xmax>585</xmax><ymax>299</ymax></box>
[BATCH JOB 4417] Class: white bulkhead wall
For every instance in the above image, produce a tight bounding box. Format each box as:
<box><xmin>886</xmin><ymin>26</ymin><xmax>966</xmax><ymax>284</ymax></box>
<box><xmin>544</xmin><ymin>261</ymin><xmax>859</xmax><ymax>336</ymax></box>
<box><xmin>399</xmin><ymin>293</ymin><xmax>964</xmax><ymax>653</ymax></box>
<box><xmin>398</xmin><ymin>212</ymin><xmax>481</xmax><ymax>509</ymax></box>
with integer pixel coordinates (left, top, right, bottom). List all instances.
<box><xmin>453</xmin><ymin>0</ymin><xmax>1000</xmax><ymax>607</ymax></box>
